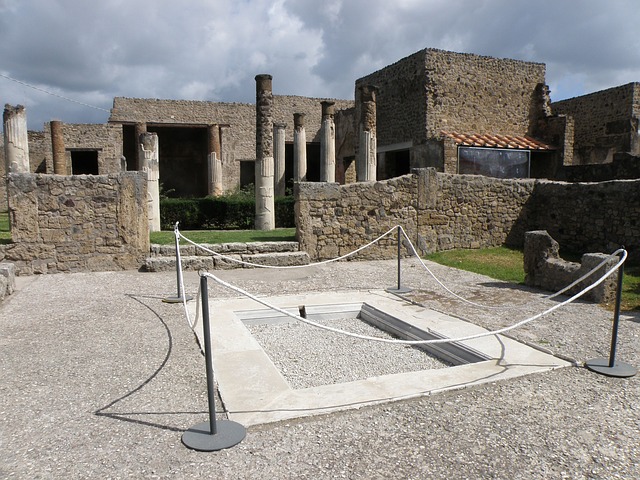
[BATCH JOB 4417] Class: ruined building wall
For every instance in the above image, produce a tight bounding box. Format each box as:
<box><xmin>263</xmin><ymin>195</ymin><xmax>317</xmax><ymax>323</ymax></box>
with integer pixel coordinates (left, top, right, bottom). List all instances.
<box><xmin>552</xmin><ymin>83</ymin><xmax>640</xmax><ymax>164</ymax></box>
<box><xmin>296</xmin><ymin>169</ymin><xmax>639</xmax><ymax>263</ymax></box>
<box><xmin>423</xmin><ymin>49</ymin><xmax>547</xmax><ymax>138</ymax></box>
<box><xmin>355</xmin><ymin>50</ymin><xmax>427</xmax><ymax>148</ymax></box>
<box><xmin>355</xmin><ymin>49</ymin><xmax>548</xmax><ymax>172</ymax></box>
<box><xmin>110</xmin><ymin>95</ymin><xmax>353</xmax><ymax>191</ymax></box>
<box><xmin>1</xmin><ymin>132</ymin><xmax>49</xmax><ymax>211</ymax></box>
<box><xmin>54</xmin><ymin>123</ymin><xmax>124</xmax><ymax>173</ymax></box>
<box><xmin>2</xmin><ymin>172</ymin><xmax>148</xmax><ymax>274</ymax></box>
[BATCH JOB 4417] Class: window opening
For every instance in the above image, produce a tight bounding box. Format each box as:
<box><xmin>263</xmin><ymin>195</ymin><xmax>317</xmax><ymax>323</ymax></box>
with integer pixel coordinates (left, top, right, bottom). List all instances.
<box><xmin>71</xmin><ymin>150</ymin><xmax>99</xmax><ymax>175</ymax></box>
<box><xmin>458</xmin><ymin>146</ymin><xmax>530</xmax><ymax>178</ymax></box>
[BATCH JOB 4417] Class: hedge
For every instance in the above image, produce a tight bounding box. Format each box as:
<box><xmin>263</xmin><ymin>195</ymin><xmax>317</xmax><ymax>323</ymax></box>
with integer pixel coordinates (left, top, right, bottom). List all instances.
<box><xmin>160</xmin><ymin>195</ymin><xmax>295</xmax><ymax>230</ymax></box>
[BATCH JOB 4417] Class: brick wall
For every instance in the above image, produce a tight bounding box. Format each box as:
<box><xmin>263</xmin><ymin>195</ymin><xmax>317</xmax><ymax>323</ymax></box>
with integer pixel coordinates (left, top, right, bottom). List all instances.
<box><xmin>295</xmin><ymin>169</ymin><xmax>639</xmax><ymax>262</ymax></box>
<box><xmin>552</xmin><ymin>82</ymin><xmax>640</xmax><ymax>164</ymax></box>
<box><xmin>2</xmin><ymin>172</ymin><xmax>148</xmax><ymax>274</ymax></box>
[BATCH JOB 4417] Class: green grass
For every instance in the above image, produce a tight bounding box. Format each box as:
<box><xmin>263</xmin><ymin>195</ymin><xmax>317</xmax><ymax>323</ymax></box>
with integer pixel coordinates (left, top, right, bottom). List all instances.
<box><xmin>427</xmin><ymin>246</ymin><xmax>640</xmax><ymax>311</ymax></box>
<box><xmin>427</xmin><ymin>246</ymin><xmax>526</xmax><ymax>284</ymax></box>
<box><xmin>0</xmin><ymin>211</ymin><xmax>10</xmax><ymax>244</ymax></box>
<box><xmin>150</xmin><ymin>227</ymin><xmax>296</xmax><ymax>245</ymax></box>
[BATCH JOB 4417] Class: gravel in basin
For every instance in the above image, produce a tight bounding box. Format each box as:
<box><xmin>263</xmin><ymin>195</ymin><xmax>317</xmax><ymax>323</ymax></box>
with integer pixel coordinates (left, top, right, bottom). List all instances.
<box><xmin>247</xmin><ymin>316</ymin><xmax>452</xmax><ymax>389</ymax></box>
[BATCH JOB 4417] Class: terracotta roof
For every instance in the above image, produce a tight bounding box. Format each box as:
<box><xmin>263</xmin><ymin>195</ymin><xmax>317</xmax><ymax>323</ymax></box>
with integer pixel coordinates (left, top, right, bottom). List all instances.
<box><xmin>441</xmin><ymin>131</ymin><xmax>555</xmax><ymax>151</ymax></box>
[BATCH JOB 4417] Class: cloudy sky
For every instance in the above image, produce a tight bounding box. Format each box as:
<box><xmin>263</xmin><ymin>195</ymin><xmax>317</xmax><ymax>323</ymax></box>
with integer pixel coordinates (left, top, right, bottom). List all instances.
<box><xmin>1</xmin><ymin>0</ymin><xmax>639</xmax><ymax>130</ymax></box>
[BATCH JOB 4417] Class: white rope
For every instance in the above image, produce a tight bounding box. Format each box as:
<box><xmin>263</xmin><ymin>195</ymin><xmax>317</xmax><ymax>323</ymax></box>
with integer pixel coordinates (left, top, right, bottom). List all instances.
<box><xmin>176</xmin><ymin>223</ymin><xmax>623</xmax><ymax>312</ymax></box>
<box><xmin>177</xmin><ymin>225</ymin><xmax>398</xmax><ymax>269</ymax></box>
<box><xmin>200</xmin><ymin>247</ymin><xmax>626</xmax><ymax>346</ymax></box>
<box><xmin>397</xmin><ymin>226</ymin><xmax>622</xmax><ymax>310</ymax></box>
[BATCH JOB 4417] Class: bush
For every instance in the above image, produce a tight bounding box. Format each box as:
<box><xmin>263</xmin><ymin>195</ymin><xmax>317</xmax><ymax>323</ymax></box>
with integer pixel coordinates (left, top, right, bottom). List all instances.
<box><xmin>160</xmin><ymin>193</ymin><xmax>295</xmax><ymax>230</ymax></box>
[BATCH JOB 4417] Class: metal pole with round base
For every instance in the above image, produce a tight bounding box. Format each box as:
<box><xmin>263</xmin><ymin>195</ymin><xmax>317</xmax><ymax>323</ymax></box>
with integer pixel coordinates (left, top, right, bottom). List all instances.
<box><xmin>387</xmin><ymin>226</ymin><xmax>412</xmax><ymax>295</ymax></box>
<box><xmin>163</xmin><ymin>223</ymin><xmax>194</xmax><ymax>304</ymax></box>
<box><xmin>585</xmin><ymin>250</ymin><xmax>637</xmax><ymax>378</ymax></box>
<box><xmin>182</xmin><ymin>274</ymin><xmax>246</xmax><ymax>451</ymax></box>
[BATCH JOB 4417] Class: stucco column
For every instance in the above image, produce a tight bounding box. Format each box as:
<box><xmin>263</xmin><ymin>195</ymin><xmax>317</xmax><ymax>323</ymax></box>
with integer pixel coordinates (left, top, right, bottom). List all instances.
<box><xmin>255</xmin><ymin>74</ymin><xmax>275</xmax><ymax>230</ymax></box>
<box><xmin>51</xmin><ymin>120</ymin><xmax>67</xmax><ymax>175</ymax></box>
<box><xmin>356</xmin><ymin>85</ymin><xmax>377</xmax><ymax>182</ymax></box>
<box><xmin>273</xmin><ymin>122</ymin><xmax>287</xmax><ymax>196</ymax></box>
<box><xmin>134</xmin><ymin>122</ymin><xmax>147</xmax><ymax>171</ymax></box>
<box><xmin>3</xmin><ymin>104</ymin><xmax>30</xmax><ymax>174</ymax></box>
<box><xmin>320</xmin><ymin>101</ymin><xmax>336</xmax><ymax>182</ymax></box>
<box><xmin>139</xmin><ymin>132</ymin><xmax>161</xmax><ymax>232</ymax></box>
<box><xmin>293</xmin><ymin>113</ymin><xmax>307</xmax><ymax>182</ymax></box>
<box><xmin>207</xmin><ymin>124</ymin><xmax>223</xmax><ymax>196</ymax></box>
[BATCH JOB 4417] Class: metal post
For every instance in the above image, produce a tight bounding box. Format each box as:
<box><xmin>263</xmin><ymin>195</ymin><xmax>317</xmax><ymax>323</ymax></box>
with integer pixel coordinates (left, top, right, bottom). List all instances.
<box><xmin>182</xmin><ymin>275</ymin><xmax>246</xmax><ymax>451</ymax></box>
<box><xmin>585</xmin><ymin>250</ymin><xmax>636</xmax><ymax>378</ymax></box>
<box><xmin>386</xmin><ymin>226</ymin><xmax>411</xmax><ymax>294</ymax></box>
<box><xmin>163</xmin><ymin>223</ymin><xmax>193</xmax><ymax>303</ymax></box>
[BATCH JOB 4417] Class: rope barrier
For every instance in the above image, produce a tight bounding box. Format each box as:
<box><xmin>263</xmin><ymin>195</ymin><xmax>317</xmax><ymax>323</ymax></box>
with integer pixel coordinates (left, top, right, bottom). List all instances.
<box><xmin>199</xmin><ymin>247</ymin><xmax>626</xmax><ymax>346</ymax></box>
<box><xmin>397</xmin><ymin>225</ymin><xmax>623</xmax><ymax>310</ymax></box>
<box><xmin>176</xmin><ymin>225</ymin><xmax>398</xmax><ymax>269</ymax></box>
<box><xmin>176</xmin><ymin>224</ymin><xmax>622</xmax><ymax>312</ymax></box>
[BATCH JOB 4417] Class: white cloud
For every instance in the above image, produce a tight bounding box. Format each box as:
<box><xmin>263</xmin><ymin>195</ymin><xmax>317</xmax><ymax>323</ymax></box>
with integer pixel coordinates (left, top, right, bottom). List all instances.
<box><xmin>0</xmin><ymin>0</ymin><xmax>639</xmax><ymax>129</ymax></box>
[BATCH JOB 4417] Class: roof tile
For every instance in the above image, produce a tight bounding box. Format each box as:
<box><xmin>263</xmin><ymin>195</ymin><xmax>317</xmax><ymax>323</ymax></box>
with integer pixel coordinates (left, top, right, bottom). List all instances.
<box><xmin>441</xmin><ymin>131</ymin><xmax>555</xmax><ymax>150</ymax></box>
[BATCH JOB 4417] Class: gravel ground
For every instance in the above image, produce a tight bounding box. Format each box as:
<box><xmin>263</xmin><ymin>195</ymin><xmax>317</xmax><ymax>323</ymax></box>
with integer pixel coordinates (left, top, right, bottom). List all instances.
<box><xmin>1</xmin><ymin>258</ymin><xmax>639</xmax><ymax>479</ymax></box>
<box><xmin>248</xmin><ymin>317</ymin><xmax>450</xmax><ymax>389</ymax></box>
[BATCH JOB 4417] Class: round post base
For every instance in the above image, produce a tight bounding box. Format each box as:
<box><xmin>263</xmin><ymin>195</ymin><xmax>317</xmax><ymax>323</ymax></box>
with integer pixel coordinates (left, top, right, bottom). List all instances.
<box><xmin>182</xmin><ymin>420</ymin><xmax>246</xmax><ymax>451</ymax></box>
<box><xmin>386</xmin><ymin>287</ymin><xmax>412</xmax><ymax>295</ymax></box>
<box><xmin>162</xmin><ymin>295</ymin><xmax>194</xmax><ymax>304</ymax></box>
<box><xmin>585</xmin><ymin>357</ymin><xmax>637</xmax><ymax>378</ymax></box>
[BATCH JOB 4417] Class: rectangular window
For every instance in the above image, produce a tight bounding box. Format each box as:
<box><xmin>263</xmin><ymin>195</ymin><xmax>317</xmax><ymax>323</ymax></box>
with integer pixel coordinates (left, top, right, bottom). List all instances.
<box><xmin>70</xmin><ymin>150</ymin><xmax>99</xmax><ymax>175</ymax></box>
<box><xmin>458</xmin><ymin>147</ymin><xmax>530</xmax><ymax>178</ymax></box>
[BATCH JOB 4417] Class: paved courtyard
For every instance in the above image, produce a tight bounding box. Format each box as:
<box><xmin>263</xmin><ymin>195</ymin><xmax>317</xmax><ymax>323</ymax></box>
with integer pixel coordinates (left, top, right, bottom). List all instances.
<box><xmin>1</xmin><ymin>258</ymin><xmax>639</xmax><ymax>479</ymax></box>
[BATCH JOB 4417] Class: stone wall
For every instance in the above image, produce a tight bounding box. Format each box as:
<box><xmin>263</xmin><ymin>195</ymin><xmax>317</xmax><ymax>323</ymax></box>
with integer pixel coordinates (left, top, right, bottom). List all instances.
<box><xmin>2</xmin><ymin>172</ymin><xmax>148</xmax><ymax>274</ymax></box>
<box><xmin>531</xmin><ymin>178</ymin><xmax>640</xmax><ymax>259</ymax></box>
<box><xmin>355</xmin><ymin>49</ymin><xmax>548</xmax><ymax>163</ymax></box>
<box><xmin>295</xmin><ymin>169</ymin><xmax>640</xmax><ymax>263</ymax></box>
<box><xmin>111</xmin><ymin>96</ymin><xmax>352</xmax><ymax>147</ymax></box>
<box><xmin>524</xmin><ymin>230</ymin><xmax>618</xmax><ymax>303</ymax></box>
<box><xmin>423</xmin><ymin>49</ymin><xmax>547</xmax><ymax>139</ymax></box>
<box><xmin>552</xmin><ymin>83</ymin><xmax>640</xmax><ymax>164</ymax></box>
<box><xmin>554</xmin><ymin>153</ymin><xmax>640</xmax><ymax>182</ymax></box>
<box><xmin>110</xmin><ymin>95</ymin><xmax>353</xmax><ymax>192</ymax></box>
<box><xmin>295</xmin><ymin>175</ymin><xmax>417</xmax><ymax>260</ymax></box>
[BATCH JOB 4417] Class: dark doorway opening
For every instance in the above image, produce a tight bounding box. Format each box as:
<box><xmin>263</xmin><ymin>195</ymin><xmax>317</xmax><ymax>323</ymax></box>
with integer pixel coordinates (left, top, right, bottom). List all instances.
<box><xmin>147</xmin><ymin>126</ymin><xmax>208</xmax><ymax>198</ymax></box>
<box><xmin>122</xmin><ymin>124</ymin><xmax>137</xmax><ymax>170</ymax></box>
<box><xmin>71</xmin><ymin>150</ymin><xmax>99</xmax><ymax>175</ymax></box>
<box><xmin>380</xmin><ymin>149</ymin><xmax>410</xmax><ymax>180</ymax></box>
<box><xmin>240</xmin><ymin>161</ymin><xmax>255</xmax><ymax>189</ymax></box>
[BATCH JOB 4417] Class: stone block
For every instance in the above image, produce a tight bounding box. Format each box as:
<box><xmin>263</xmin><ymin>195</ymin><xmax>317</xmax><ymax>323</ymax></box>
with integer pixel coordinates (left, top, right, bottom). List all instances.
<box><xmin>241</xmin><ymin>251</ymin><xmax>310</xmax><ymax>268</ymax></box>
<box><xmin>0</xmin><ymin>262</ymin><xmax>16</xmax><ymax>297</ymax></box>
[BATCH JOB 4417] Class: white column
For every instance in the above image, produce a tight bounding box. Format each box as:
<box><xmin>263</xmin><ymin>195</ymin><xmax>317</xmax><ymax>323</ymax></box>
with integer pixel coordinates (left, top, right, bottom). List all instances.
<box><xmin>208</xmin><ymin>124</ymin><xmax>223</xmax><ymax>196</ymax></box>
<box><xmin>356</xmin><ymin>85</ymin><xmax>378</xmax><ymax>182</ymax></box>
<box><xmin>139</xmin><ymin>132</ymin><xmax>161</xmax><ymax>232</ymax></box>
<box><xmin>273</xmin><ymin>122</ymin><xmax>287</xmax><ymax>196</ymax></box>
<box><xmin>3</xmin><ymin>104</ymin><xmax>30</xmax><ymax>174</ymax></box>
<box><xmin>293</xmin><ymin>113</ymin><xmax>307</xmax><ymax>182</ymax></box>
<box><xmin>320</xmin><ymin>101</ymin><xmax>336</xmax><ymax>182</ymax></box>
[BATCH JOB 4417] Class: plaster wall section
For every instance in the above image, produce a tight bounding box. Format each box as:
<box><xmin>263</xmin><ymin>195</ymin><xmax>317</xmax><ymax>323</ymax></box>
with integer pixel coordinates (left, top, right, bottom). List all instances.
<box><xmin>552</xmin><ymin>83</ymin><xmax>640</xmax><ymax>163</ymax></box>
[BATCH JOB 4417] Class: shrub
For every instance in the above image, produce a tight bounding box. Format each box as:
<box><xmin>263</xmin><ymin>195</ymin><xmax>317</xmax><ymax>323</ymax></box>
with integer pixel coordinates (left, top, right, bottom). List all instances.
<box><xmin>160</xmin><ymin>192</ymin><xmax>295</xmax><ymax>230</ymax></box>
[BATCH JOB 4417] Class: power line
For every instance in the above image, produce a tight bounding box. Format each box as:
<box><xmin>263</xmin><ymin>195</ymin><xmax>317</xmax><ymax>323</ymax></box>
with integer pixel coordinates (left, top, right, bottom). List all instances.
<box><xmin>0</xmin><ymin>72</ymin><xmax>111</xmax><ymax>113</ymax></box>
